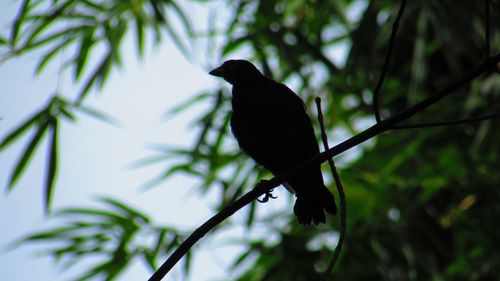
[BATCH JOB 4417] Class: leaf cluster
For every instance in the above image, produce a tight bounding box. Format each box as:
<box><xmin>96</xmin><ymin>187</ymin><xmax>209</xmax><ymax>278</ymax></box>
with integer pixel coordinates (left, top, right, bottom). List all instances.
<box><xmin>9</xmin><ymin>197</ymin><xmax>188</xmax><ymax>281</ymax></box>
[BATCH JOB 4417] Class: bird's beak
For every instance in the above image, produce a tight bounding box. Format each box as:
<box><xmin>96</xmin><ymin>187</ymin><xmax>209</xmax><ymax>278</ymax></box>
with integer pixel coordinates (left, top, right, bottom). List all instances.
<box><xmin>209</xmin><ymin>66</ymin><xmax>224</xmax><ymax>77</ymax></box>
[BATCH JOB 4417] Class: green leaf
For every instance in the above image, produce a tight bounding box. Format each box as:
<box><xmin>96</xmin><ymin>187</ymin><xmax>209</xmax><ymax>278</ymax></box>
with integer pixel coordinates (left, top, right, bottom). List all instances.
<box><xmin>44</xmin><ymin>117</ymin><xmax>58</xmax><ymax>213</ymax></box>
<box><xmin>71</xmin><ymin>104</ymin><xmax>120</xmax><ymax>126</ymax></box>
<box><xmin>10</xmin><ymin>0</ymin><xmax>32</xmax><ymax>48</ymax></box>
<box><xmin>164</xmin><ymin>20</ymin><xmax>190</xmax><ymax>58</ymax></box>
<box><xmin>7</xmin><ymin>116</ymin><xmax>50</xmax><ymax>191</ymax></box>
<box><xmin>56</xmin><ymin>208</ymin><xmax>127</xmax><ymax>221</ymax></box>
<box><xmin>35</xmin><ymin>34</ymin><xmax>77</xmax><ymax>74</ymax></box>
<box><xmin>59</xmin><ymin>107</ymin><xmax>77</xmax><ymax>122</ymax></box>
<box><xmin>0</xmin><ymin>36</ymin><xmax>7</xmax><ymax>45</ymax></box>
<box><xmin>74</xmin><ymin>28</ymin><xmax>96</xmax><ymax>81</ymax></box>
<box><xmin>76</xmin><ymin>50</ymin><xmax>112</xmax><ymax>103</ymax></box>
<box><xmin>150</xmin><ymin>1</ymin><xmax>165</xmax><ymax>24</ymax></box>
<box><xmin>98</xmin><ymin>197</ymin><xmax>151</xmax><ymax>223</ymax></box>
<box><xmin>23</xmin><ymin>24</ymin><xmax>90</xmax><ymax>53</ymax></box>
<box><xmin>23</xmin><ymin>0</ymin><xmax>77</xmax><ymax>47</ymax></box>
<box><xmin>222</xmin><ymin>35</ymin><xmax>251</xmax><ymax>56</ymax></box>
<box><xmin>80</xmin><ymin>0</ymin><xmax>107</xmax><ymax>12</ymax></box>
<box><xmin>162</xmin><ymin>93</ymin><xmax>212</xmax><ymax>120</ymax></box>
<box><xmin>135</xmin><ymin>18</ymin><xmax>145</xmax><ymax>58</ymax></box>
<box><xmin>0</xmin><ymin>108</ymin><xmax>46</xmax><ymax>150</ymax></box>
<box><xmin>169</xmin><ymin>0</ymin><xmax>193</xmax><ymax>36</ymax></box>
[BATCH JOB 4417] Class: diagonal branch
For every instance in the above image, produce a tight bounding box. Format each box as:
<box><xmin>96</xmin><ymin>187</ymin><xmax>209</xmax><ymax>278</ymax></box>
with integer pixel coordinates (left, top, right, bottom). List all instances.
<box><xmin>148</xmin><ymin>53</ymin><xmax>500</xmax><ymax>281</ymax></box>
<box><xmin>373</xmin><ymin>0</ymin><xmax>408</xmax><ymax>123</ymax></box>
<box><xmin>315</xmin><ymin>98</ymin><xmax>347</xmax><ymax>281</ymax></box>
<box><xmin>394</xmin><ymin>113</ymin><xmax>500</xmax><ymax>129</ymax></box>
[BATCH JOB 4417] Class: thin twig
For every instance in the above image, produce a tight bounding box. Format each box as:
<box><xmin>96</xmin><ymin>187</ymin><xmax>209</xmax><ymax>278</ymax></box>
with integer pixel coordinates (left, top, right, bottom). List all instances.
<box><xmin>484</xmin><ymin>0</ymin><xmax>491</xmax><ymax>59</ymax></box>
<box><xmin>373</xmin><ymin>0</ymin><xmax>408</xmax><ymax>123</ymax></box>
<box><xmin>315</xmin><ymin>98</ymin><xmax>347</xmax><ymax>281</ymax></box>
<box><xmin>394</xmin><ymin>113</ymin><xmax>500</xmax><ymax>129</ymax></box>
<box><xmin>148</xmin><ymin>53</ymin><xmax>500</xmax><ymax>281</ymax></box>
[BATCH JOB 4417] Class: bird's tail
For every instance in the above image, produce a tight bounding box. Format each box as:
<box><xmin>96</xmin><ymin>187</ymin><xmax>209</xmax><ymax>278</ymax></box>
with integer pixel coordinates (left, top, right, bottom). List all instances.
<box><xmin>293</xmin><ymin>185</ymin><xmax>337</xmax><ymax>225</ymax></box>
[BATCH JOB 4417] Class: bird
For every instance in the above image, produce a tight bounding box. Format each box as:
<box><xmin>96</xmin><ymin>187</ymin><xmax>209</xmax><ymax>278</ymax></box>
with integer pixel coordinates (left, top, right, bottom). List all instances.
<box><xmin>209</xmin><ymin>59</ymin><xmax>337</xmax><ymax>225</ymax></box>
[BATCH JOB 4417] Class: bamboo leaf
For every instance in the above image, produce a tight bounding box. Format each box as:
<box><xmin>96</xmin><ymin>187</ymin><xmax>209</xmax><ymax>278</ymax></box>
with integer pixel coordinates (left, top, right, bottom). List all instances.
<box><xmin>23</xmin><ymin>24</ymin><xmax>90</xmax><ymax>53</ymax></box>
<box><xmin>98</xmin><ymin>197</ymin><xmax>151</xmax><ymax>223</ymax></box>
<box><xmin>10</xmin><ymin>0</ymin><xmax>32</xmax><ymax>47</ymax></box>
<box><xmin>222</xmin><ymin>35</ymin><xmax>251</xmax><ymax>56</ymax></box>
<box><xmin>169</xmin><ymin>0</ymin><xmax>193</xmax><ymax>36</ymax></box>
<box><xmin>71</xmin><ymin>104</ymin><xmax>120</xmax><ymax>126</ymax></box>
<box><xmin>80</xmin><ymin>0</ymin><xmax>107</xmax><ymax>12</ymax></box>
<box><xmin>74</xmin><ymin>28</ymin><xmax>96</xmax><ymax>81</ymax></box>
<box><xmin>135</xmin><ymin>18</ymin><xmax>145</xmax><ymax>58</ymax></box>
<box><xmin>59</xmin><ymin>107</ymin><xmax>77</xmax><ymax>122</ymax></box>
<box><xmin>24</xmin><ymin>0</ymin><xmax>77</xmax><ymax>47</ymax></box>
<box><xmin>162</xmin><ymin>92</ymin><xmax>211</xmax><ymax>120</ymax></box>
<box><xmin>35</xmin><ymin>34</ymin><xmax>77</xmax><ymax>74</ymax></box>
<box><xmin>76</xmin><ymin>50</ymin><xmax>112</xmax><ymax>103</ymax></box>
<box><xmin>0</xmin><ymin>109</ymin><xmax>46</xmax><ymax>150</ymax></box>
<box><xmin>7</xmin><ymin>117</ymin><xmax>50</xmax><ymax>191</ymax></box>
<box><xmin>164</xmin><ymin>20</ymin><xmax>190</xmax><ymax>58</ymax></box>
<box><xmin>44</xmin><ymin>117</ymin><xmax>58</xmax><ymax>213</ymax></box>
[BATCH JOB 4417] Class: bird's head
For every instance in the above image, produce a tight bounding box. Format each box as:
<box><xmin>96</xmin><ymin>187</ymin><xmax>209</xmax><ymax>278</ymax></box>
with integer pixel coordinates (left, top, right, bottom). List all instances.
<box><xmin>209</xmin><ymin>60</ymin><xmax>262</xmax><ymax>85</ymax></box>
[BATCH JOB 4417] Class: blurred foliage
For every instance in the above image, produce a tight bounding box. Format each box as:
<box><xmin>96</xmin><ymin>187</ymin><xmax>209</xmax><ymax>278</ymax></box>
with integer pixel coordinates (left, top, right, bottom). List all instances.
<box><xmin>2</xmin><ymin>0</ymin><xmax>500</xmax><ymax>280</ymax></box>
<box><xmin>8</xmin><ymin>197</ymin><xmax>188</xmax><ymax>281</ymax></box>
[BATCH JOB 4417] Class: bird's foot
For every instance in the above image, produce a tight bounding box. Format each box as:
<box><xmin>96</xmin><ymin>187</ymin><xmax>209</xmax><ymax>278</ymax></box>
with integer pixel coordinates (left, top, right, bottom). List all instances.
<box><xmin>257</xmin><ymin>188</ymin><xmax>277</xmax><ymax>203</ymax></box>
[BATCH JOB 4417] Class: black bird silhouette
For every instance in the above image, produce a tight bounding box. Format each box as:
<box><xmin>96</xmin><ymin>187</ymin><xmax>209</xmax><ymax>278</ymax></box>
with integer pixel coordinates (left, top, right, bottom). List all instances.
<box><xmin>209</xmin><ymin>59</ymin><xmax>337</xmax><ymax>225</ymax></box>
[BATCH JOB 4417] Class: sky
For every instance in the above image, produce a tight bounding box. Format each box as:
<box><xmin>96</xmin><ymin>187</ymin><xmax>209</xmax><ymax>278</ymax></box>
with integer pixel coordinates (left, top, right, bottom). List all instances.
<box><xmin>0</xmin><ymin>1</ymin><xmax>255</xmax><ymax>280</ymax></box>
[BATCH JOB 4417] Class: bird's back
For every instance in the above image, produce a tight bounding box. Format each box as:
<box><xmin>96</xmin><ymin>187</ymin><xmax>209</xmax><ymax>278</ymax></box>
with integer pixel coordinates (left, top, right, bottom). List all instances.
<box><xmin>230</xmin><ymin>78</ymin><xmax>322</xmax><ymax>188</ymax></box>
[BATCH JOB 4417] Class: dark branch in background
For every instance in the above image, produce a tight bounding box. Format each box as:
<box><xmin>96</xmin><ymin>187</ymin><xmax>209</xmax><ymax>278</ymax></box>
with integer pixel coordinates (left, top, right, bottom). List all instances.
<box><xmin>394</xmin><ymin>113</ymin><xmax>500</xmax><ymax>129</ymax></box>
<box><xmin>484</xmin><ymin>0</ymin><xmax>491</xmax><ymax>59</ymax></box>
<box><xmin>372</xmin><ymin>0</ymin><xmax>408</xmax><ymax>123</ymax></box>
<box><xmin>315</xmin><ymin>98</ymin><xmax>347</xmax><ymax>281</ymax></box>
<box><xmin>148</xmin><ymin>53</ymin><xmax>500</xmax><ymax>281</ymax></box>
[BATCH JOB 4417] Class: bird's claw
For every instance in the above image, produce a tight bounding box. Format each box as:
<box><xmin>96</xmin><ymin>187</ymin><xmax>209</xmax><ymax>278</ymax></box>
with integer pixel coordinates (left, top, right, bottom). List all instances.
<box><xmin>257</xmin><ymin>188</ymin><xmax>277</xmax><ymax>203</ymax></box>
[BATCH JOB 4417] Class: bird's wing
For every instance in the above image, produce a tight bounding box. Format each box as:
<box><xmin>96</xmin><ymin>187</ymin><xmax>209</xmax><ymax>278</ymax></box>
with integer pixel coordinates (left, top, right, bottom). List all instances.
<box><xmin>269</xmin><ymin>81</ymin><xmax>320</xmax><ymax>162</ymax></box>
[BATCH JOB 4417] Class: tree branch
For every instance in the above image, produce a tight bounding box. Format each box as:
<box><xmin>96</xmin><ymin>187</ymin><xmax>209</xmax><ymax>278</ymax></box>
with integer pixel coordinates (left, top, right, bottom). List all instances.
<box><xmin>148</xmin><ymin>53</ymin><xmax>500</xmax><ymax>281</ymax></box>
<box><xmin>315</xmin><ymin>98</ymin><xmax>347</xmax><ymax>281</ymax></box>
<box><xmin>373</xmin><ymin>0</ymin><xmax>408</xmax><ymax>123</ymax></box>
<box><xmin>394</xmin><ymin>113</ymin><xmax>500</xmax><ymax>129</ymax></box>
